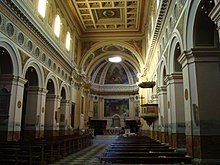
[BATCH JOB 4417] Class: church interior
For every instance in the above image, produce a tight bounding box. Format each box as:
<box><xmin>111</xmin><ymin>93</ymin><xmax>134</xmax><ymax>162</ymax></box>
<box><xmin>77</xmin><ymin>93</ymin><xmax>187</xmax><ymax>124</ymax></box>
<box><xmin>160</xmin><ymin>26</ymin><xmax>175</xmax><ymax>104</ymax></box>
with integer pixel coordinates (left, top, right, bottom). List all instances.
<box><xmin>0</xmin><ymin>0</ymin><xmax>220</xmax><ymax>164</ymax></box>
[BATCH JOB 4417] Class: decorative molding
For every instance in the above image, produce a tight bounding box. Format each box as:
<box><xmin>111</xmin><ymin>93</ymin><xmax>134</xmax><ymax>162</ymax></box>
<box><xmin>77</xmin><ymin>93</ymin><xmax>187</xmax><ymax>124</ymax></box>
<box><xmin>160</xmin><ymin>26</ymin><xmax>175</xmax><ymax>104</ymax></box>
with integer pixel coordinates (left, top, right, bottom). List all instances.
<box><xmin>91</xmin><ymin>84</ymin><xmax>139</xmax><ymax>93</ymax></box>
<box><xmin>0</xmin><ymin>0</ymin><xmax>75</xmax><ymax>77</ymax></box>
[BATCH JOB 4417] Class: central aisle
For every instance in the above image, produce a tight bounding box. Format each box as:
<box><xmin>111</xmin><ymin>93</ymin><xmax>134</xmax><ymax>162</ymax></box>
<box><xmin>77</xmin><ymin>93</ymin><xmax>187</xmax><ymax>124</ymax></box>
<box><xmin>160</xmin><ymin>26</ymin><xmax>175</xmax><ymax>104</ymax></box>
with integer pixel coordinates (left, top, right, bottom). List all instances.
<box><xmin>49</xmin><ymin>135</ymin><xmax>117</xmax><ymax>165</ymax></box>
<box><xmin>49</xmin><ymin>143</ymin><xmax>107</xmax><ymax>165</ymax></box>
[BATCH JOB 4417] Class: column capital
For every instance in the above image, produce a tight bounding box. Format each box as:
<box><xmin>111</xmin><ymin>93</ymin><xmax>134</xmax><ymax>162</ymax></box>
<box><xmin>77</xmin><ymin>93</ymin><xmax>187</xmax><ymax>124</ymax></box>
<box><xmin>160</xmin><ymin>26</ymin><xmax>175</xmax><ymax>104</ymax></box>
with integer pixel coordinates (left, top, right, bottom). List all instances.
<box><xmin>27</xmin><ymin>87</ymin><xmax>49</xmax><ymax>96</ymax></box>
<box><xmin>177</xmin><ymin>50</ymin><xmax>193</xmax><ymax>69</ymax></box>
<box><xmin>61</xmin><ymin>99</ymin><xmax>70</xmax><ymax>104</ymax></box>
<box><xmin>46</xmin><ymin>94</ymin><xmax>58</xmax><ymax>99</ymax></box>
<box><xmin>0</xmin><ymin>75</ymin><xmax>27</xmax><ymax>84</ymax></box>
<box><xmin>178</xmin><ymin>48</ymin><xmax>220</xmax><ymax>68</ymax></box>
<box><xmin>164</xmin><ymin>73</ymin><xmax>183</xmax><ymax>85</ymax></box>
<box><xmin>157</xmin><ymin>86</ymin><xmax>167</xmax><ymax>93</ymax></box>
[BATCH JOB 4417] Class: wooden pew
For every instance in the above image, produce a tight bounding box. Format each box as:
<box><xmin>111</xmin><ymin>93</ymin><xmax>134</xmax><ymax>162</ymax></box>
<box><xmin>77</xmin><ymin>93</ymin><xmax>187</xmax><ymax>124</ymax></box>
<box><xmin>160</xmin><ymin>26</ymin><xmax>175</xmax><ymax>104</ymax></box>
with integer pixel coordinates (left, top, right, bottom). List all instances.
<box><xmin>111</xmin><ymin>143</ymin><xmax>167</xmax><ymax>146</ymax></box>
<box><xmin>0</xmin><ymin>147</ymin><xmax>27</xmax><ymax>164</ymax></box>
<box><xmin>101</xmin><ymin>151</ymin><xmax>187</xmax><ymax>157</ymax></box>
<box><xmin>0</xmin><ymin>142</ymin><xmax>39</xmax><ymax>165</ymax></box>
<box><xmin>99</xmin><ymin>156</ymin><xmax>192</xmax><ymax>164</ymax></box>
<box><xmin>98</xmin><ymin>135</ymin><xmax>192</xmax><ymax>164</ymax></box>
<box><xmin>108</xmin><ymin>145</ymin><xmax>170</xmax><ymax>149</ymax></box>
<box><xmin>106</xmin><ymin>148</ymin><xmax>176</xmax><ymax>152</ymax></box>
<box><xmin>0</xmin><ymin>134</ymin><xmax>93</xmax><ymax>165</ymax></box>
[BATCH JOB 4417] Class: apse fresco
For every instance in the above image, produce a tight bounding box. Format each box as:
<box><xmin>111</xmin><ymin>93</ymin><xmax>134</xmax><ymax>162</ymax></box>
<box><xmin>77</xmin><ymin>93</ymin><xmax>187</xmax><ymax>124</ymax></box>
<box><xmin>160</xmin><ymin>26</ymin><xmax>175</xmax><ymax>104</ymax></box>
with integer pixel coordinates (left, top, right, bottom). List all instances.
<box><xmin>94</xmin><ymin>64</ymin><xmax>106</xmax><ymax>83</ymax></box>
<box><xmin>104</xmin><ymin>99</ymin><xmax>129</xmax><ymax>117</ymax></box>
<box><xmin>90</xmin><ymin>60</ymin><xmax>106</xmax><ymax>81</ymax></box>
<box><xmin>105</xmin><ymin>64</ymin><xmax>128</xmax><ymax>84</ymax></box>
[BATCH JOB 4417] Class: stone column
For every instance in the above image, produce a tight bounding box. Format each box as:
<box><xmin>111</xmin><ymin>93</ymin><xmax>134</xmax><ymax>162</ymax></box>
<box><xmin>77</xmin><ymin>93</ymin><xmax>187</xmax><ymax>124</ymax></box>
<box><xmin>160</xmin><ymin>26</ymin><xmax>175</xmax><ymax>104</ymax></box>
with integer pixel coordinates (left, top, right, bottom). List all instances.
<box><xmin>150</xmin><ymin>94</ymin><xmax>159</xmax><ymax>140</ymax></box>
<box><xmin>157</xmin><ymin>86</ymin><xmax>169</xmax><ymax>143</ymax></box>
<box><xmin>165</xmin><ymin>73</ymin><xmax>185</xmax><ymax>149</ymax></box>
<box><xmin>25</xmin><ymin>86</ymin><xmax>48</xmax><ymax>140</ymax></box>
<box><xmin>164</xmin><ymin>76</ymin><xmax>173</xmax><ymax>146</ymax></box>
<box><xmin>178</xmin><ymin>48</ymin><xmax>220</xmax><ymax>163</ymax></box>
<box><xmin>60</xmin><ymin>99</ymin><xmax>70</xmax><ymax>135</ymax></box>
<box><xmin>0</xmin><ymin>75</ymin><xmax>27</xmax><ymax>141</ymax></box>
<box><xmin>45</xmin><ymin>94</ymin><xmax>60</xmax><ymax>137</ymax></box>
<box><xmin>36</xmin><ymin>88</ymin><xmax>48</xmax><ymax>138</ymax></box>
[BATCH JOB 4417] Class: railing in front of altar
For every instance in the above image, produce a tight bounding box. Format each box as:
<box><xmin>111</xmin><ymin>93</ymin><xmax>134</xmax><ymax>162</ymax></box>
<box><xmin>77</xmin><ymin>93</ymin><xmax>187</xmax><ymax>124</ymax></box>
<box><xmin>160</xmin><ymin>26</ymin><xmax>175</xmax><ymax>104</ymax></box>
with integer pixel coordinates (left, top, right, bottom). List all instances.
<box><xmin>103</xmin><ymin>127</ymin><xmax>121</xmax><ymax>135</ymax></box>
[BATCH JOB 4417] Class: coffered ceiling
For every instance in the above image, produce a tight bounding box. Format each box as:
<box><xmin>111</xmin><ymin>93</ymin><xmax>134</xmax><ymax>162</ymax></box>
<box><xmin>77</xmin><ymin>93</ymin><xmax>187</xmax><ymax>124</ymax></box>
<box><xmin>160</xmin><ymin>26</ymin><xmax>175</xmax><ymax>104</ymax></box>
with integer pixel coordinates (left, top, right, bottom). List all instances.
<box><xmin>66</xmin><ymin>0</ymin><xmax>150</xmax><ymax>36</ymax></box>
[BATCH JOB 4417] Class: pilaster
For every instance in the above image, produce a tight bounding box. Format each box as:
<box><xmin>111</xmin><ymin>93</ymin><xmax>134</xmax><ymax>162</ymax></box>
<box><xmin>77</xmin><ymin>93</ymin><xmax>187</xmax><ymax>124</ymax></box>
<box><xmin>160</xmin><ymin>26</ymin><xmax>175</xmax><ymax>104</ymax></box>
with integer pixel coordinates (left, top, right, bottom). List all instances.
<box><xmin>178</xmin><ymin>48</ymin><xmax>220</xmax><ymax>161</ymax></box>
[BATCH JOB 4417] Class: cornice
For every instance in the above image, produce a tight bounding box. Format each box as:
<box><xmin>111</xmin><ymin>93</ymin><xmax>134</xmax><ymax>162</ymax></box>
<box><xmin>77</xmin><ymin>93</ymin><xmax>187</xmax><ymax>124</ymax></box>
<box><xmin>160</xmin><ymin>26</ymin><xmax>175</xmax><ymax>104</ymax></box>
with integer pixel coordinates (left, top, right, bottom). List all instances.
<box><xmin>60</xmin><ymin>0</ymin><xmax>83</xmax><ymax>36</ymax></box>
<box><xmin>151</xmin><ymin>0</ymin><xmax>169</xmax><ymax>50</ymax></box>
<box><xmin>90</xmin><ymin>90</ymin><xmax>138</xmax><ymax>96</ymax></box>
<box><xmin>91</xmin><ymin>84</ymin><xmax>139</xmax><ymax>94</ymax></box>
<box><xmin>0</xmin><ymin>0</ymin><xmax>74</xmax><ymax>73</ymax></box>
<box><xmin>80</xmin><ymin>31</ymin><xmax>146</xmax><ymax>40</ymax></box>
<box><xmin>144</xmin><ymin>0</ymin><xmax>170</xmax><ymax>72</ymax></box>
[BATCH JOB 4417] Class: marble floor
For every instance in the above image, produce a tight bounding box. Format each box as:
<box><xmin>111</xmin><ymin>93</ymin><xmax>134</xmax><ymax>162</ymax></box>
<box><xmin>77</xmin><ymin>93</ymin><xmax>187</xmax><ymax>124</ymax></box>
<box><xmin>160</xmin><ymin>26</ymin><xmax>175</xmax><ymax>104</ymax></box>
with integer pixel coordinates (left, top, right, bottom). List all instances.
<box><xmin>48</xmin><ymin>143</ymin><xmax>108</xmax><ymax>165</ymax></box>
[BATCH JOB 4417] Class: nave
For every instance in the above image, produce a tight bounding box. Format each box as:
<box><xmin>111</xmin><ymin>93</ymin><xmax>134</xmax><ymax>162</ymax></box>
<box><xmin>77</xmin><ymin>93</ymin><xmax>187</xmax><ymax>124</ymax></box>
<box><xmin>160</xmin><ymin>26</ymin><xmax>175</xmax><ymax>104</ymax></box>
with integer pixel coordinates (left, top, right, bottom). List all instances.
<box><xmin>50</xmin><ymin>135</ymin><xmax>194</xmax><ymax>165</ymax></box>
<box><xmin>1</xmin><ymin>133</ymin><xmax>216</xmax><ymax>165</ymax></box>
<box><xmin>1</xmin><ymin>0</ymin><xmax>220</xmax><ymax>164</ymax></box>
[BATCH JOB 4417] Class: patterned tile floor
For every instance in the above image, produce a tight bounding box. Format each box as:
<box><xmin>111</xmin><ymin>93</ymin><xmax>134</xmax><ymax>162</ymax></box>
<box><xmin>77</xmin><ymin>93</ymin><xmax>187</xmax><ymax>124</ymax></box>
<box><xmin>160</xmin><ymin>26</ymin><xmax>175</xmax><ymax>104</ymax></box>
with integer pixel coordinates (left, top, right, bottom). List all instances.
<box><xmin>48</xmin><ymin>144</ymin><xmax>108</xmax><ymax>165</ymax></box>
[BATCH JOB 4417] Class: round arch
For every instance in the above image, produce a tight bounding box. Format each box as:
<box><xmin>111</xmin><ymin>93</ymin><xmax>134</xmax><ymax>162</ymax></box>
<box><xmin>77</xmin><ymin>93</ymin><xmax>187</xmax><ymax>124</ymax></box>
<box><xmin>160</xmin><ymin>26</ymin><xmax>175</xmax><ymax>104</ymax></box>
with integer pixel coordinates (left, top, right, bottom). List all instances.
<box><xmin>158</xmin><ymin>58</ymin><xmax>167</xmax><ymax>87</ymax></box>
<box><xmin>22</xmin><ymin>59</ymin><xmax>44</xmax><ymax>88</ymax></box>
<box><xmin>45</xmin><ymin>73</ymin><xmax>59</xmax><ymax>95</ymax></box>
<box><xmin>59</xmin><ymin>83</ymin><xmax>70</xmax><ymax>101</ymax></box>
<box><xmin>87</xmin><ymin>52</ymin><xmax>141</xmax><ymax>78</ymax></box>
<box><xmin>167</xmin><ymin>31</ymin><xmax>183</xmax><ymax>74</ymax></box>
<box><xmin>183</xmin><ymin>0</ymin><xmax>201</xmax><ymax>50</ymax></box>
<box><xmin>0</xmin><ymin>39</ymin><xmax>22</xmax><ymax>76</ymax></box>
<box><xmin>80</xmin><ymin>40</ymin><xmax>144</xmax><ymax>70</ymax></box>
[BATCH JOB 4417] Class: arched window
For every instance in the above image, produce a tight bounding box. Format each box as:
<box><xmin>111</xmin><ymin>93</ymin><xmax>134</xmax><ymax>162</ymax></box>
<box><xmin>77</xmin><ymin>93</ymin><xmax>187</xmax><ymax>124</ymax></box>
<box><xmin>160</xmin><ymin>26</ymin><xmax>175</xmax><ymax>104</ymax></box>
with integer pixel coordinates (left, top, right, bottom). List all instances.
<box><xmin>151</xmin><ymin>16</ymin><xmax>154</xmax><ymax>31</ymax></box>
<box><xmin>38</xmin><ymin>0</ymin><xmax>47</xmax><ymax>18</ymax></box>
<box><xmin>54</xmin><ymin>15</ymin><xmax>61</xmax><ymax>37</ymax></box>
<box><xmin>66</xmin><ymin>31</ymin><xmax>71</xmax><ymax>51</ymax></box>
<box><xmin>156</xmin><ymin>0</ymin><xmax>160</xmax><ymax>9</ymax></box>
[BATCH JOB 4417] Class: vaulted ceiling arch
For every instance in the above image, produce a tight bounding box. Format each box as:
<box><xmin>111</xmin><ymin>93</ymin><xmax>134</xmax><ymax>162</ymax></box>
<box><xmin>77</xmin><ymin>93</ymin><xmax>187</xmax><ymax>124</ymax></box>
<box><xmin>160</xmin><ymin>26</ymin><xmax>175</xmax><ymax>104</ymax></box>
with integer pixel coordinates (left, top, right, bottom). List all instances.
<box><xmin>80</xmin><ymin>40</ymin><xmax>144</xmax><ymax>75</ymax></box>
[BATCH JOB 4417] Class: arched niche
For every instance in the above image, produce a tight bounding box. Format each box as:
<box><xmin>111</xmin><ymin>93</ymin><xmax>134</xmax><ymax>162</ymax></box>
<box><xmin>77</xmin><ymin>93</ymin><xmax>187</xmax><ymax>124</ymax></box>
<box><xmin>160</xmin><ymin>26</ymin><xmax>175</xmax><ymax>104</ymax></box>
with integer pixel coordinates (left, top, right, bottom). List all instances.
<box><xmin>173</xmin><ymin>43</ymin><xmax>182</xmax><ymax>72</ymax></box>
<box><xmin>47</xmin><ymin>79</ymin><xmax>55</xmax><ymax>94</ymax></box>
<box><xmin>0</xmin><ymin>47</ymin><xmax>13</xmax><ymax>74</ymax></box>
<box><xmin>194</xmin><ymin>0</ymin><xmax>219</xmax><ymax>47</ymax></box>
<box><xmin>25</xmin><ymin>67</ymin><xmax>39</xmax><ymax>87</ymax></box>
<box><xmin>111</xmin><ymin>115</ymin><xmax>121</xmax><ymax>128</ymax></box>
<box><xmin>20</xmin><ymin>66</ymin><xmax>39</xmax><ymax>141</ymax></box>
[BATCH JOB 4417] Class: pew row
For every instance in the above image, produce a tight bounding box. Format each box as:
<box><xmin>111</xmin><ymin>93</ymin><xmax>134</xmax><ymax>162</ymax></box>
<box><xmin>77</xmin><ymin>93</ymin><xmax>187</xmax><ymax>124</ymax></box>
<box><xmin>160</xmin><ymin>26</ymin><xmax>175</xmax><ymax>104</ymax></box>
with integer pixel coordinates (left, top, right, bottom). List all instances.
<box><xmin>0</xmin><ymin>134</ymin><xmax>92</xmax><ymax>165</ymax></box>
<box><xmin>99</xmin><ymin>156</ymin><xmax>192</xmax><ymax>164</ymax></box>
<box><xmin>98</xmin><ymin>135</ymin><xmax>192</xmax><ymax>164</ymax></box>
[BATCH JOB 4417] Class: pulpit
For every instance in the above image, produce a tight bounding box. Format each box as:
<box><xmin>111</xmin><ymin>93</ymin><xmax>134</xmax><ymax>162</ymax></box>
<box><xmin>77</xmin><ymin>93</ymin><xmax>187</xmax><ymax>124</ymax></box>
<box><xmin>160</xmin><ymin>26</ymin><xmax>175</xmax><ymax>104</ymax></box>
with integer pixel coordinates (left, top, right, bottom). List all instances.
<box><xmin>140</xmin><ymin>104</ymin><xmax>158</xmax><ymax>126</ymax></box>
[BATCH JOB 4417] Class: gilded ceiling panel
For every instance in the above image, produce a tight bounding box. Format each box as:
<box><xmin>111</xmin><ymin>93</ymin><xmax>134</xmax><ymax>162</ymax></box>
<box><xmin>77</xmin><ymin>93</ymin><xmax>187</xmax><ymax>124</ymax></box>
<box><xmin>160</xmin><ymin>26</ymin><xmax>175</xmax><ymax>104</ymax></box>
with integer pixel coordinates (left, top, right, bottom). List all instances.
<box><xmin>71</xmin><ymin>0</ymin><xmax>143</xmax><ymax>32</ymax></box>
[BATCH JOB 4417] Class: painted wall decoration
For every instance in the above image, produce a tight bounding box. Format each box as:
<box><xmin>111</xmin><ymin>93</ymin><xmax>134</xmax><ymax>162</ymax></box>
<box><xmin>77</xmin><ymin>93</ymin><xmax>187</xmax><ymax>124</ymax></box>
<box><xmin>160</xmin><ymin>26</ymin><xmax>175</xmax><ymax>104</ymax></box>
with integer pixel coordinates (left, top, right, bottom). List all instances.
<box><xmin>90</xmin><ymin>60</ymin><xmax>106</xmax><ymax>81</ymax></box>
<box><xmin>94</xmin><ymin>64</ymin><xmax>106</xmax><ymax>84</ymax></box>
<box><xmin>105</xmin><ymin>64</ymin><xmax>129</xmax><ymax>84</ymax></box>
<box><xmin>104</xmin><ymin>99</ymin><xmax>129</xmax><ymax>117</ymax></box>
